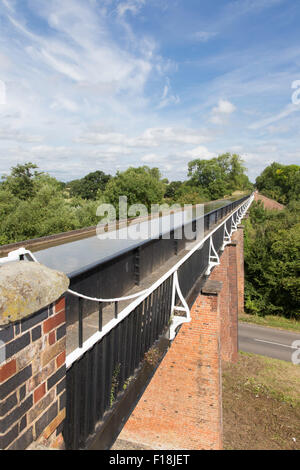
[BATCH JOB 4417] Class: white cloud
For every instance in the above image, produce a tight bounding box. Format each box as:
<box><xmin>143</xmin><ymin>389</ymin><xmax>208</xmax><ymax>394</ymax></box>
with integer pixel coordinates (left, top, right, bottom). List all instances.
<box><xmin>183</xmin><ymin>146</ymin><xmax>216</xmax><ymax>160</ymax></box>
<box><xmin>76</xmin><ymin>127</ymin><xmax>211</xmax><ymax>148</ymax></box>
<box><xmin>0</xmin><ymin>0</ymin><xmax>298</xmax><ymax>184</ymax></box>
<box><xmin>141</xmin><ymin>153</ymin><xmax>162</xmax><ymax>163</ymax></box>
<box><xmin>210</xmin><ymin>99</ymin><xmax>236</xmax><ymax>124</ymax></box>
<box><xmin>248</xmin><ymin>103</ymin><xmax>299</xmax><ymax>130</ymax></box>
<box><xmin>157</xmin><ymin>77</ymin><xmax>180</xmax><ymax>109</ymax></box>
<box><xmin>213</xmin><ymin>99</ymin><xmax>236</xmax><ymax>115</ymax></box>
<box><xmin>116</xmin><ymin>0</ymin><xmax>145</xmax><ymax>17</ymax></box>
<box><xmin>50</xmin><ymin>97</ymin><xmax>79</xmax><ymax>113</ymax></box>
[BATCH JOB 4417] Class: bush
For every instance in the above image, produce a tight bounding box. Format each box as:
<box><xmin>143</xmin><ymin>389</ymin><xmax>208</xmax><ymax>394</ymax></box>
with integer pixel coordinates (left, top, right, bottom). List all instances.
<box><xmin>244</xmin><ymin>202</ymin><xmax>300</xmax><ymax>319</ymax></box>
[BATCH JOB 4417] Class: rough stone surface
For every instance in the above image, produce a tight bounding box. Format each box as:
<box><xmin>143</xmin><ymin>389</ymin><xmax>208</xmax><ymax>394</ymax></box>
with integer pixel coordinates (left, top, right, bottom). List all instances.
<box><xmin>0</xmin><ymin>262</ymin><xmax>69</xmax><ymax>326</ymax></box>
<box><xmin>202</xmin><ymin>279</ymin><xmax>223</xmax><ymax>295</ymax></box>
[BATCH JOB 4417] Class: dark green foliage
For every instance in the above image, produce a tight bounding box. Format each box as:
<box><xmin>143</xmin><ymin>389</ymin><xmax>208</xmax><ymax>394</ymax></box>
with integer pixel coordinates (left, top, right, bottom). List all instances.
<box><xmin>256</xmin><ymin>162</ymin><xmax>300</xmax><ymax>204</ymax></box>
<box><xmin>1</xmin><ymin>163</ymin><xmax>41</xmax><ymax>200</ymax></box>
<box><xmin>0</xmin><ymin>155</ymin><xmax>253</xmax><ymax>245</ymax></box>
<box><xmin>164</xmin><ymin>181</ymin><xmax>183</xmax><ymax>199</ymax></box>
<box><xmin>0</xmin><ymin>164</ymin><xmax>104</xmax><ymax>244</ymax></box>
<box><xmin>188</xmin><ymin>153</ymin><xmax>253</xmax><ymax>200</ymax></box>
<box><xmin>102</xmin><ymin>166</ymin><xmax>166</xmax><ymax>212</ymax></box>
<box><xmin>244</xmin><ymin>201</ymin><xmax>300</xmax><ymax>319</ymax></box>
<box><xmin>68</xmin><ymin>170</ymin><xmax>111</xmax><ymax>200</ymax></box>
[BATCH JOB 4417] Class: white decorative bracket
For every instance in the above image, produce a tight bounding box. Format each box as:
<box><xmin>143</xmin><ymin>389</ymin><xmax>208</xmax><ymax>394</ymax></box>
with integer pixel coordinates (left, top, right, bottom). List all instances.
<box><xmin>236</xmin><ymin>207</ymin><xmax>243</xmax><ymax>225</ymax></box>
<box><xmin>231</xmin><ymin>215</ymin><xmax>238</xmax><ymax>233</ymax></box>
<box><xmin>169</xmin><ymin>271</ymin><xmax>191</xmax><ymax>340</ymax></box>
<box><xmin>205</xmin><ymin>235</ymin><xmax>220</xmax><ymax>276</ymax></box>
<box><xmin>220</xmin><ymin>223</ymin><xmax>231</xmax><ymax>252</ymax></box>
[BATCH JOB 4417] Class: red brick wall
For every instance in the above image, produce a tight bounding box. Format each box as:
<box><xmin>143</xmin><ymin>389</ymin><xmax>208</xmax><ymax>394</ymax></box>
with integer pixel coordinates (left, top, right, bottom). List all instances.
<box><xmin>254</xmin><ymin>192</ymin><xmax>285</xmax><ymax>211</ymax></box>
<box><xmin>233</xmin><ymin>227</ymin><xmax>245</xmax><ymax>316</ymax></box>
<box><xmin>118</xmin><ymin>281</ymin><xmax>223</xmax><ymax>450</ymax></box>
<box><xmin>210</xmin><ymin>235</ymin><xmax>241</xmax><ymax>364</ymax></box>
<box><xmin>210</xmin><ymin>247</ymin><xmax>232</xmax><ymax>362</ymax></box>
<box><xmin>0</xmin><ymin>298</ymin><xmax>66</xmax><ymax>450</ymax></box>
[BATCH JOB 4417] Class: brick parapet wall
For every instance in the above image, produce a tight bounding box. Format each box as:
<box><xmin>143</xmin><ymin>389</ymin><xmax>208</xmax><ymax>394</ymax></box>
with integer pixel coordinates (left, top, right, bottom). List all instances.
<box><xmin>210</xmin><ymin>247</ymin><xmax>233</xmax><ymax>362</ymax></box>
<box><xmin>209</xmin><ymin>230</ymin><xmax>243</xmax><ymax>363</ymax></box>
<box><xmin>254</xmin><ymin>192</ymin><xmax>285</xmax><ymax>211</ymax></box>
<box><xmin>117</xmin><ymin>280</ymin><xmax>223</xmax><ymax>450</ymax></box>
<box><xmin>0</xmin><ymin>298</ymin><xmax>66</xmax><ymax>450</ymax></box>
<box><xmin>234</xmin><ymin>227</ymin><xmax>245</xmax><ymax>316</ymax></box>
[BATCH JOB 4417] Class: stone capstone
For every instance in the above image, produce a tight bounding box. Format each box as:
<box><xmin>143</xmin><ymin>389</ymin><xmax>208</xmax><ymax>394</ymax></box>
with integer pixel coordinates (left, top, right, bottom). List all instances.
<box><xmin>0</xmin><ymin>262</ymin><xmax>69</xmax><ymax>326</ymax></box>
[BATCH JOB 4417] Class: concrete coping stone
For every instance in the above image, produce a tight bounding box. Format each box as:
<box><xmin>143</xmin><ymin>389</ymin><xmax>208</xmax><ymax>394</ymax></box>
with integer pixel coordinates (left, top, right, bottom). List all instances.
<box><xmin>201</xmin><ymin>280</ymin><xmax>223</xmax><ymax>296</ymax></box>
<box><xmin>0</xmin><ymin>262</ymin><xmax>69</xmax><ymax>327</ymax></box>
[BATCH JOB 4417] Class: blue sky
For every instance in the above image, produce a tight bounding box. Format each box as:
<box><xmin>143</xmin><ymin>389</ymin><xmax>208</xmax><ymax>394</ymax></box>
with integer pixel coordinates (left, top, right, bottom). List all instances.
<box><xmin>0</xmin><ymin>0</ymin><xmax>299</xmax><ymax>182</ymax></box>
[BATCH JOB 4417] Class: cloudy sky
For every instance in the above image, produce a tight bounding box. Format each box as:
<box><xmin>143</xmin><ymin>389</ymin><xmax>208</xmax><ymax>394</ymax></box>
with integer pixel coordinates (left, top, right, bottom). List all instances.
<box><xmin>0</xmin><ymin>0</ymin><xmax>299</xmax><ymax>182</ymax></box>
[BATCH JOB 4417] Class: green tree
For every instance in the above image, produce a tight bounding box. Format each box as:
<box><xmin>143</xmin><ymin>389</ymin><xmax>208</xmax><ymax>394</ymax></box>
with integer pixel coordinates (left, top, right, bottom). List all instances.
<box><xmin>1</xmin><ymin>162</ymin><xmax>41</xmax><ymax>200</ymax></box>
<box><xmin>244</xmin><ymin>201</ymin><xmax>300</xmax><ymax>319</ymax></box>
<box><xmin>102</xmin><ymin>166</ymin><xmax>165</xmax><ymax>213</ymax></box>
<box><xmin>187</xmin><ymin>153</ymin><xmax>251</xmax><ymax>200</ymax></box>
<box><xmin>68</xmin><ymin>170</ymin><xmax>111</xmax><ymax>200</ymax></box>
<box><xmin>164</xmin><ymin>181</ymin><xmax>183</xmax><ymax>199</ymax></box>
<box><xmin>255</xmin><ymin>162</ymin><xmax>300</xmax><ymax>204</ymax></box>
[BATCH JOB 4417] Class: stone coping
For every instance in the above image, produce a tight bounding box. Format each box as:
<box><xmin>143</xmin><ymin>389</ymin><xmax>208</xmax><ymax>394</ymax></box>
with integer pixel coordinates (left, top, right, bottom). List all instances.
<box><xmin>0</xmin><ymin>262</ymin><xmax>69</xmax><ymax>327</ymax></box>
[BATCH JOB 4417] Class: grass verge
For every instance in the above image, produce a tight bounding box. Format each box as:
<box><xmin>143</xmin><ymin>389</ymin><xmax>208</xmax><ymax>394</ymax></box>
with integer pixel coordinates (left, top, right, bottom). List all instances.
<box><xmin>239</xmin><ymin>312</ymin><xmax>300</xmax><ymax>332</ymax></box>
<box><xmin>223</xmin><ymin>352</ymin><xmax>300</xmax><ymax>450</ymax></box>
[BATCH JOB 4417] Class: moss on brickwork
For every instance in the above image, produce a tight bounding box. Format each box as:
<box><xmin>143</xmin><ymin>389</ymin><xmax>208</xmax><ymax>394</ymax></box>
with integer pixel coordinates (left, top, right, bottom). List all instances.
<box><xmin>0</xmin><ymin>262</ymin><xmax>69</xmax><ymax>326</ymax></box>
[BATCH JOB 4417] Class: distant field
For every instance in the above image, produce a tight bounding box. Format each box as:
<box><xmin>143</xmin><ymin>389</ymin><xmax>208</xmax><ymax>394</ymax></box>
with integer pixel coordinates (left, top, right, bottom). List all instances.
<box><xmin>239</xmin><ymin>313</ymin><xmax>300</xmax><ymax>333</ymax></box>
<box><xmin>223</xmin><ymin>352</ymin><xmax>300</xmax><ymax>450</ymax></box>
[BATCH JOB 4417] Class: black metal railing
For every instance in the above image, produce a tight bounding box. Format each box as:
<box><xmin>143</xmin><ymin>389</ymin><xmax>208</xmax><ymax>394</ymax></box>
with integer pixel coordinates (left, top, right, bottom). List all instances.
<box><xmin>64</xmin><ymin>276</ymin><xmax>173</xmax><ymax>450</ymax></box>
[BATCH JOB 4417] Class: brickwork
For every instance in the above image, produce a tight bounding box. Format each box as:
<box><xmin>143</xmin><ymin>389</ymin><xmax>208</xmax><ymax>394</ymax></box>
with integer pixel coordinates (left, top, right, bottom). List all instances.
<box><xmin>254</xmin><ymin>192</ymin><xmax>285</xmax><ymax>210</ymax></box>
<box><xmin>209</xmin><ymin>235</ymin><xmax>242</xmax><ymax>363</ymax></box>
<box><xmin>227</xmin><ymin>242</ymin><xmax>239</xmax><ymax>363</ymax></box>
<box><xmin>233</xmin><ymin>227</ymin><xmax>245</xmax><ymax>316</ymax></box>
<box><xmin>0</xmin><ymin>298</ymin><xmax>66</xmax><ymax>450</ymax></box>
<box><xmin>210</xmin><ymin>247</ymin><xmax>232</xmax><ymax>362</ymax></box>
<box><xmin>117</xmin><ymin>281</ymin><xmax>223</xmax><ymax>450</ymax></box>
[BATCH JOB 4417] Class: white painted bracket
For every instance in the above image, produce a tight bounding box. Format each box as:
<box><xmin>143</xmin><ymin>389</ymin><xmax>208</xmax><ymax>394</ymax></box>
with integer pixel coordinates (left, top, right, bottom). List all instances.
<box><xmin>220</xmin><ymin>223</ymin><xmax>231</xmax><ymax>252</ymax></box>
<box><xmin>169</xmin><ymin>271</ymin><xmax>191</xmax><ymax>340</ymax></box>
<box><xmin>236</xmin><ymin>207</ymin><xmax>244</xmax><ymax>225</ymax></box>
<box><xmin>0</xmin><ymin>248</ymin><xmax>38</xmax><ymax>265</ymax></box>
<box><xmin>205</xmin><ymin>235</ymin><xmax>220</xmax><ymax>276</ymax></box>
<box><xmin>231</xmin><ymin>215</ymin><xmax>238</xmax><ymax>233</ymax></box>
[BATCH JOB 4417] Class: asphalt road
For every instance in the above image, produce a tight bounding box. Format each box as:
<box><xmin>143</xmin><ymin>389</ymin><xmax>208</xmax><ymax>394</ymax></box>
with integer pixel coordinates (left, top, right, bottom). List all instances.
<box><xmin>238</xmin><ymin>323</ymin><xmax>300</xmax><ymax>363</ymax></box>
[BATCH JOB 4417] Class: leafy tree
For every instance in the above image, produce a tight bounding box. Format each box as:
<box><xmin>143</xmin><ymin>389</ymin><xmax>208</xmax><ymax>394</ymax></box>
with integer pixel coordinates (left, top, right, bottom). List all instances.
<box><xmin>1</xmin><ymin>162</ymin><xmax>41</xmax><ymax>200</ymax></box>
<box><xmin>102</xmin><ymin>166</ymin><xmax>166</xmax><ymax>213</ymax></box>
<box><xmin>164</xmin><ymin>181</ymin><xmax>183</xmax><ymax>199</ymax></box>
<box><xmin>255</xmin><ymin>162</ymin><xmax>300</xmax><ymax>204</ymax></box>
<box><xmin>244</xmin><ymin>201</ymin><xmax>300</xmax><ymax>319</ymax></box>
<box><xmin>188</xmin><ymin>153</ymin><xmax>252</xmax><ymax>200</ymax></box>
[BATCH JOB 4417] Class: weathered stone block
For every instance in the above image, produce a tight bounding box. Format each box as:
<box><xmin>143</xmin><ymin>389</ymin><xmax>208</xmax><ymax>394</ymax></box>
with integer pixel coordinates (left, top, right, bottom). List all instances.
<box><xmin>0</xmin><ymin>262</ymin><xmax>69</xmax><ymax>326</ymax></box>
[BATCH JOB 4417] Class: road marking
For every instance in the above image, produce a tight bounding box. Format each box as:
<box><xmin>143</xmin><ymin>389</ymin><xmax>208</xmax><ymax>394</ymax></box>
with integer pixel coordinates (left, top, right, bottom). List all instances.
<box><xmin>254</xmin><ymin>339</ymin><xmax>298</xmax><ymax>349</ymax></box>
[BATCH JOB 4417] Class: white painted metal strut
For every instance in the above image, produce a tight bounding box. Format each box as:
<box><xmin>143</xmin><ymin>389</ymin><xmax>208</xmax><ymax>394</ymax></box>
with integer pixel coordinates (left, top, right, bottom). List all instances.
<box><xmin>221</xmin><ymin>224</ymin><xmax>231</xmax><ymax>252</ymax></box>
<box><xmin>169</xmin><ymin>271</ymin><xmax>191</xmax><ymax>340</ymax></box>
<box><xmin>205</xmin><ymin>236</ymin><xmax>220</xmax><ymax>276</ymax></box>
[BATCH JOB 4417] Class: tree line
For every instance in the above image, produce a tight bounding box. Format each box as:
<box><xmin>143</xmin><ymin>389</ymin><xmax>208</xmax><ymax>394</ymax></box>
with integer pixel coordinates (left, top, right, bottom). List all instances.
<box><xmin>0</xmin><ymin>153</ymin><xmax>252</xmax><ymax>244</ymax></box>
<box><xmin>0</xmin><ymin>157</ymin><xmax>298</xmax><ymax>320</ymax></box>
<box><xmin>244</xmin><ymin>163</ymin><xmax>300</xmax><ymax>320</ymax></box>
